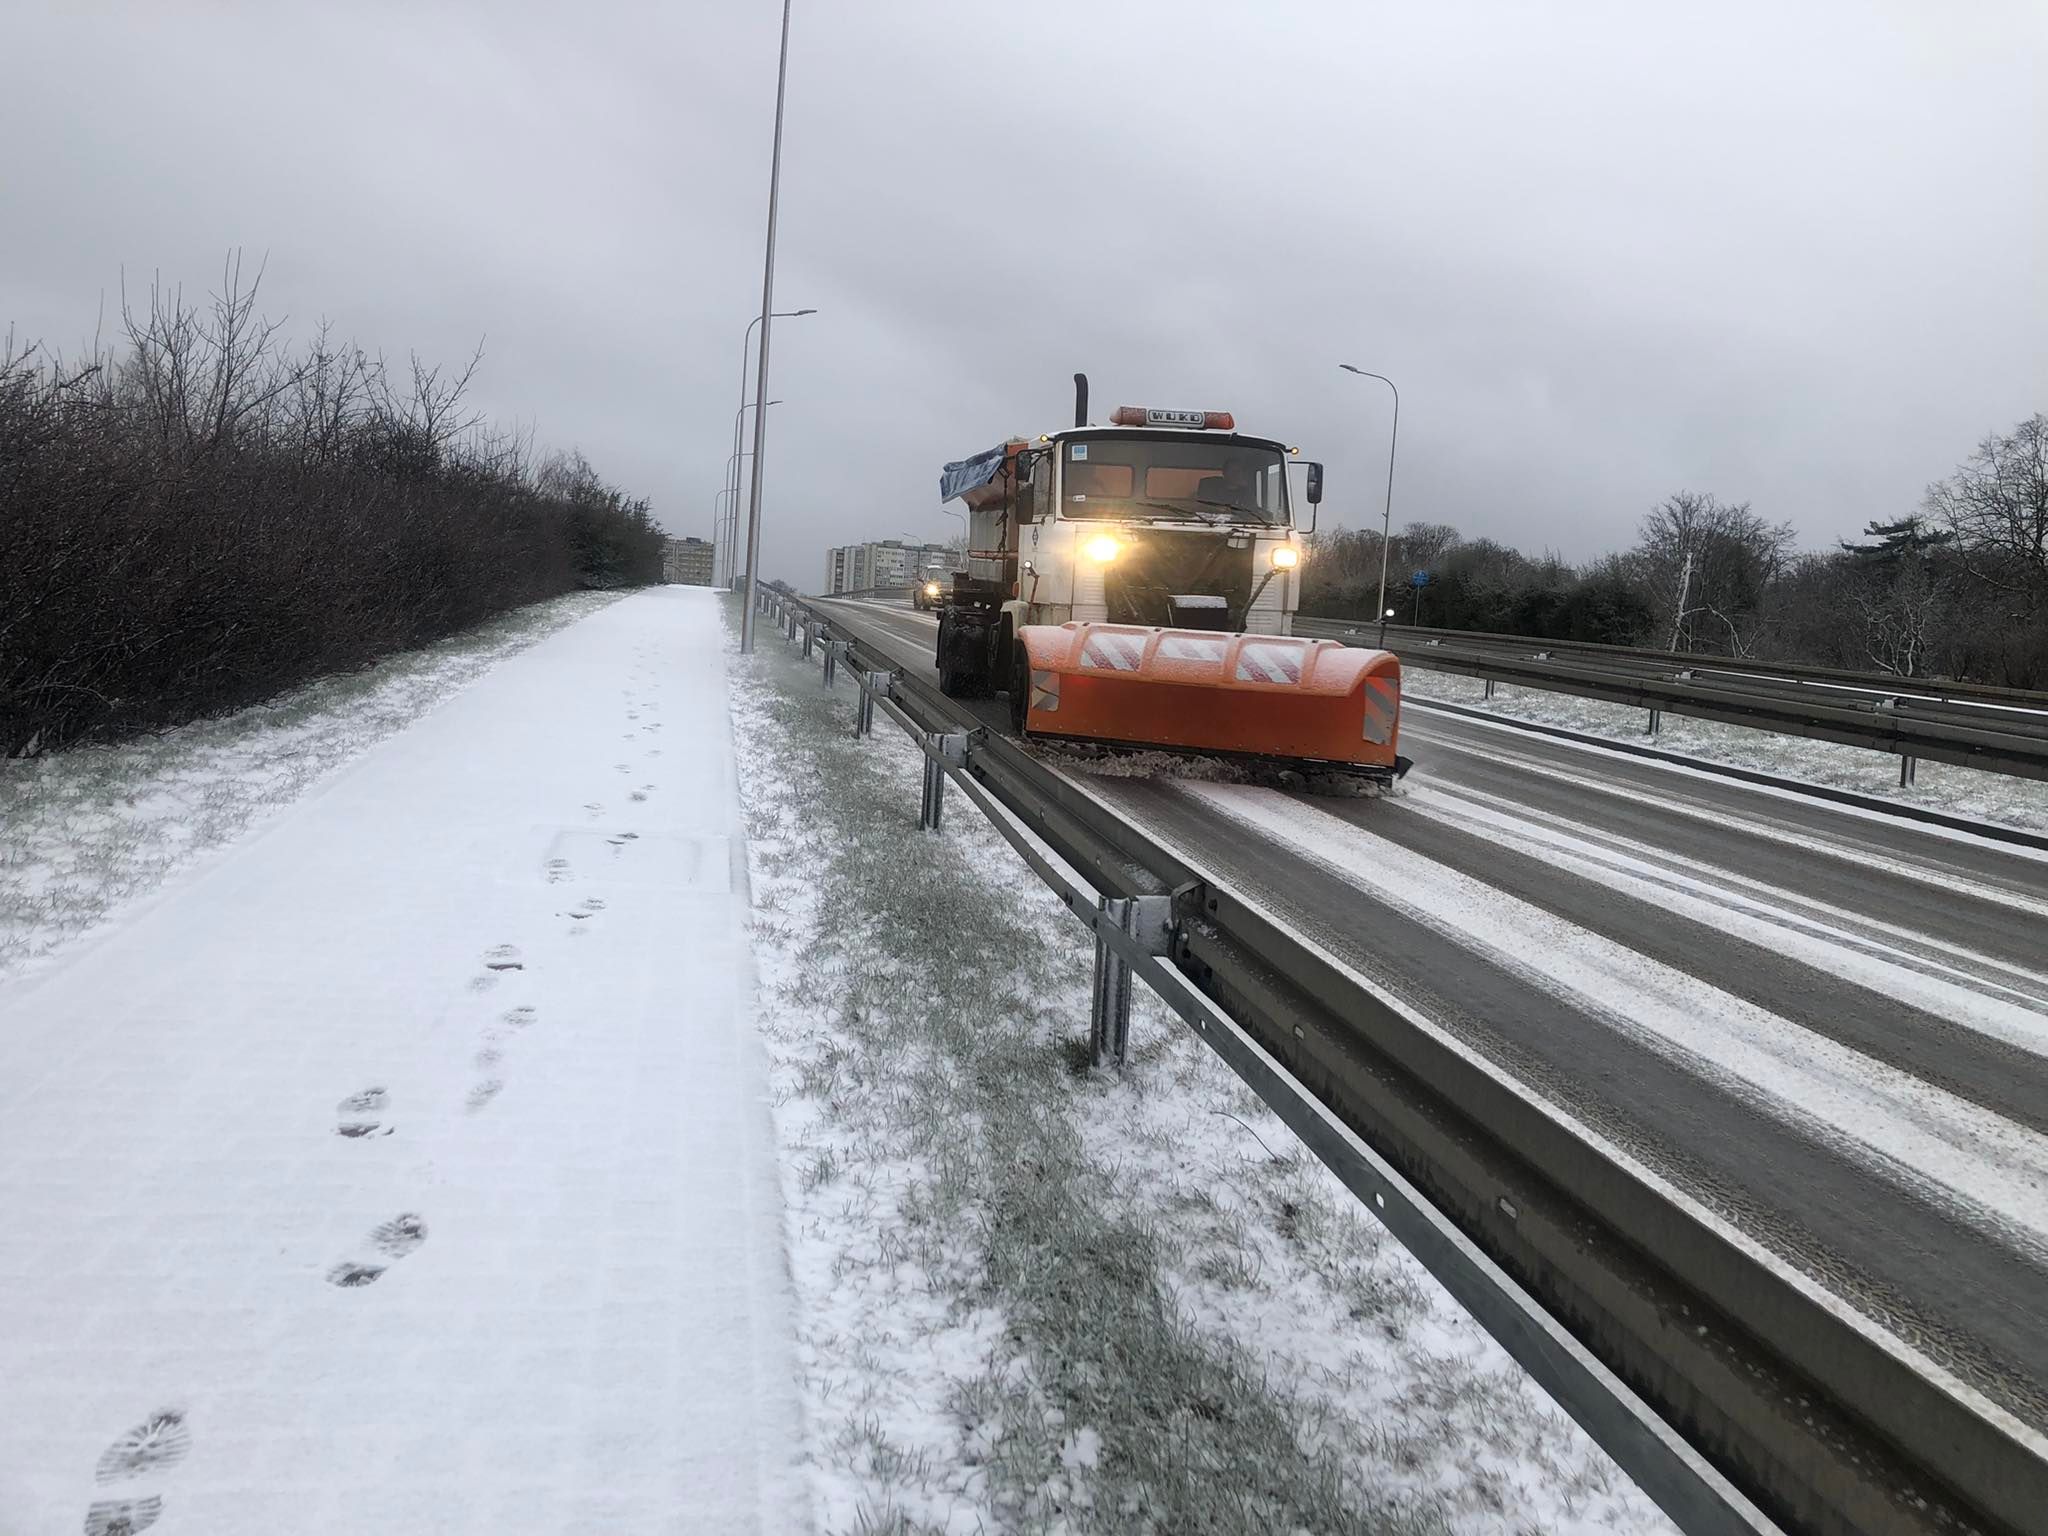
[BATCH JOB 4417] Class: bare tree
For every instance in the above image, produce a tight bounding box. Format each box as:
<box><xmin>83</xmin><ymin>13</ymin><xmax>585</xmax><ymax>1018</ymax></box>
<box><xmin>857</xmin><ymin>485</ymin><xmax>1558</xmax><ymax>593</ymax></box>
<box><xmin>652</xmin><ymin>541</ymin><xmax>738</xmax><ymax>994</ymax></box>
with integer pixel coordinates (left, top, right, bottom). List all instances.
<box><xmin>1848</xmin><ymin>556</ymin><xmax>1945</xmax><ymax>677</ymax></box>
<box><xmin>1925</xmin><ymin>414</ymin><xmax>2048</xmax><ymax>605</ymax></box>
<box><xmin>1397</xmin><ymin>520</ymin><xmax>1461</xmax><ymax>570</ymax></box>
<box><xmin>1635</xmin><ymin>491</ymin><xmax>1793</xmax><ymax>653</ymax></box>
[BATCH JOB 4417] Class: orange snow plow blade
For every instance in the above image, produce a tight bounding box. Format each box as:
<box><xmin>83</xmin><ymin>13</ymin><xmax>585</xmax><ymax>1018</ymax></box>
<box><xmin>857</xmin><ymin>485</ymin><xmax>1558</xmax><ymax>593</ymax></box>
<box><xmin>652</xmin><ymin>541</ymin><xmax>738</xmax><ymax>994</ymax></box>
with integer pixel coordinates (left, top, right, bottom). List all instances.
<box><xmin>1018</xmin><ymin>623</ymin><xmax>1403</xmax><ymax>774</ymax></box>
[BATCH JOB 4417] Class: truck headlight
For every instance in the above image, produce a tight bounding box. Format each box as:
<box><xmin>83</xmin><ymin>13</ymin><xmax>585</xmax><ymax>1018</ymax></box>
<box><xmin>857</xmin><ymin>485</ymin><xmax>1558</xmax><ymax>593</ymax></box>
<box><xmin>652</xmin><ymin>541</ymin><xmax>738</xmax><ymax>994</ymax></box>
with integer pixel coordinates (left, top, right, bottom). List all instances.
<box><xmin>1270</xmin><ymin>545</ymin><xmax>1300</xmax><ymax>570</ymax></box>
<box><xmin>1083</xmin><ymin>535</ymin><xmax>1122</xmax><ymax>564</ymax></box>
<box><xmin>924</xmin><ymin>582</ymin><xmax>940</xmax><ymax>597</ymax></box>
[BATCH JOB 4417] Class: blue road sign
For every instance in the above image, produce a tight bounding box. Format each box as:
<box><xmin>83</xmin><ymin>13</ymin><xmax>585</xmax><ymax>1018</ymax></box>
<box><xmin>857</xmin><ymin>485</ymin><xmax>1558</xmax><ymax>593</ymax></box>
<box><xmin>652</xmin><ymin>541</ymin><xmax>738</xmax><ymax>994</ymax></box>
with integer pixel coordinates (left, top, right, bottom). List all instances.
<box><xmin>1410</xmin><ymin>569</ymin><xmax>1430</xmax><ymax>588</ymax></box>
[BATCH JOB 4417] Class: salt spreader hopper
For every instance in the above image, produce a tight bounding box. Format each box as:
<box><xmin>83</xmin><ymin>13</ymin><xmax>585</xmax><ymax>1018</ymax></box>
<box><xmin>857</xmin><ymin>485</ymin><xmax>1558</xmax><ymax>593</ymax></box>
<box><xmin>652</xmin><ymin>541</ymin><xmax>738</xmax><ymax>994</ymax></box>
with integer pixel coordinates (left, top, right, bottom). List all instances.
<box><xmin>930</xmin><ymin>375</ymin><xmax>1408</xmax><ymax>782</ymax></box>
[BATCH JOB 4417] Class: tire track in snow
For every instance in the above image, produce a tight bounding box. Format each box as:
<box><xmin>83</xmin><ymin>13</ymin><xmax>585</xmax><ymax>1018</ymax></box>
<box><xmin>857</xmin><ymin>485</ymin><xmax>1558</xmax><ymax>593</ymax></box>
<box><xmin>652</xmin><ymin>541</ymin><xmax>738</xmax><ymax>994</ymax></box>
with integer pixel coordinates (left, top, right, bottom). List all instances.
<box><xmin>1403</xmin><ymin>778</ymin><xmax>2048</xmax><ymax>1033</ymax></box>
<box><xmin>1178</xmin><ymin>780</ymin><xmax>2048</xmax><ymax>1263</ymax></box>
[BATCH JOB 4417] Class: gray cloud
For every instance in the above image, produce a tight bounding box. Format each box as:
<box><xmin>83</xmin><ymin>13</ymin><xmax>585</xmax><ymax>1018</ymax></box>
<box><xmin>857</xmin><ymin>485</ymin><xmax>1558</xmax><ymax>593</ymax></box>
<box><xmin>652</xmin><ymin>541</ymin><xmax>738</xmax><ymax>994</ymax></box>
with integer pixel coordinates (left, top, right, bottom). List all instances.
<box><xmin>6</xmin><ymin>0</ymin><xmax>2042</xmax><ymax>585</ymax></box>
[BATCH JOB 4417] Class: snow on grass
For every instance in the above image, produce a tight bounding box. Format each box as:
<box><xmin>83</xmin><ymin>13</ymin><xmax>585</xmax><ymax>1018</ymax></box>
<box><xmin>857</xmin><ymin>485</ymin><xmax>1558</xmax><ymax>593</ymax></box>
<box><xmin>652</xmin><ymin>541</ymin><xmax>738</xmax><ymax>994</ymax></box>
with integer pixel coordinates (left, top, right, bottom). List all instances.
<box><xmin>1401</xmin><ymin>669</ymin><xmax>2048</xmax><ymax>834</ymax></box>
<box><xmin>725</xmin><ymin>599</ymin><xmax>1672</xmax><ymax>1535</ymax></box>
<box><xmin>0</xmin><ymin>591</ymin><xmax>625</xmax><ymax>981</ymax></box>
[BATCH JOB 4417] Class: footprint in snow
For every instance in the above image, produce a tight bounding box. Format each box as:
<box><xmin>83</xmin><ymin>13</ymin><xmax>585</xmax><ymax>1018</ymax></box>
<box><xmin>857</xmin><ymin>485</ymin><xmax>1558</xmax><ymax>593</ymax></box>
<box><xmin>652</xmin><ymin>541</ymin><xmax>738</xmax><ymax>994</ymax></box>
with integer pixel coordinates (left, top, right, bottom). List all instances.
<box><xmin>545</xmin><ymin>857</ymin><xmax>571</xmax><ymax>884</ymax></box>
<box><xmin>484</xmin><ymin>944</ymin><xmax>523</xmax><ymax>972</ymax></box>
<box><xmin>87</xmin><ymin>1408</ymin><xmax>189</xmax><ymax>1535</ymax></box>
<box><xmin>85</xmin><ymin>1497</ymin><xmax>162</xmax><ymax>1536</ymax></box>
<box><xmin>371</xmin><ymin>1214</ymin><xmax>428</xmax><ymax>1259</ymax></box>
<box><xmin>501</xmin><ymin>1005</ymin><xmax>537</xmax><ymax>1030</ymax></box>
<box><xmin>326</xmin><ymin>1214</ymin><xmax>428</xmax><ymax>1287</ymax></box>
<box><xmin>629</xmin><ymin>791</ymin><xmax>647</xmax><ymax>803</ymax></box>
<box><xmin>334</xmin><ymin>1086</ymin><xmax>393</xmax><ymax>1139</ymax></box>
<box><xmin>467</xmin><ymin>1079</ymin><xmax>503</xmax><ymax>1113</ymax></box>
<box><xmin>96</xmin><ymin>1410</ymin><xmax>190</xmax><ymax>1483</ymax></box>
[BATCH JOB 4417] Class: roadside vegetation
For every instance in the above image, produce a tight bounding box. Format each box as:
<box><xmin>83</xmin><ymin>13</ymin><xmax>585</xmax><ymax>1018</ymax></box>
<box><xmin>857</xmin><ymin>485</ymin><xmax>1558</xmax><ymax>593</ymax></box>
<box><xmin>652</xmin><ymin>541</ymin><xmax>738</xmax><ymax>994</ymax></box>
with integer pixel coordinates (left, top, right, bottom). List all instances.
<box><xmin>1304</xmin><ymin>414</ymin><xmax>2048</xmax><ymax>687</ymax></box>
<box><xmin>1</xmin><ymin>255</ymin><xmax>663</xmax><ymax>758</ymax></box>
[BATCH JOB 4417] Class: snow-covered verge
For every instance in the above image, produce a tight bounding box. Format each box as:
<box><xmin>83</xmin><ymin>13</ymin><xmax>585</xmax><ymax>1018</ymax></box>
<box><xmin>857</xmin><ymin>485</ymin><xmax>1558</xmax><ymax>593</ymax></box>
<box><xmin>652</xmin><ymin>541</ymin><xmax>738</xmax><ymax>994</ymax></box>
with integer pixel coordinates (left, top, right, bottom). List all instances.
<box><xmin>0</xmin><ymin>591</ymin><xmax>625</xmax><ymax>981</ymax></box>
<box><xmin>725</xmin><ymin>600</ymin><xmax>1672</xmax><ymax>1536</ymax></box>
<box><xmin>1402</xmin><ymin>668</ymin><xmax>2048</xmax><ymax>834</ymax></box>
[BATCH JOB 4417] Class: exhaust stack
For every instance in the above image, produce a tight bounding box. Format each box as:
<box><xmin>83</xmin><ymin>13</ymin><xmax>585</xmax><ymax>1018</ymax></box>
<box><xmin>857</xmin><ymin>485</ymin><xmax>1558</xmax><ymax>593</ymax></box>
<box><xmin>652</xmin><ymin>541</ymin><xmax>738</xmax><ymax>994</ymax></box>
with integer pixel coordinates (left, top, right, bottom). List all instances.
<box><xmin>1073</xmin><ymin>373</ymin><xmax>1089</xmax><ymax>429</ymax></box>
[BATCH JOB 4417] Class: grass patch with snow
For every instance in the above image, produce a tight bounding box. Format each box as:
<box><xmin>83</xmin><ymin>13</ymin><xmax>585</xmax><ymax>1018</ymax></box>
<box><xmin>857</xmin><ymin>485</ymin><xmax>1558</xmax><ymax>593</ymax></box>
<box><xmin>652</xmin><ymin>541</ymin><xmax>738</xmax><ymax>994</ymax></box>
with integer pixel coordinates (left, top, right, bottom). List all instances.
<box><xmin>726</xmin><ymin>598</ymin><xmax>1671</xmax><ymax>1536</ymax></box>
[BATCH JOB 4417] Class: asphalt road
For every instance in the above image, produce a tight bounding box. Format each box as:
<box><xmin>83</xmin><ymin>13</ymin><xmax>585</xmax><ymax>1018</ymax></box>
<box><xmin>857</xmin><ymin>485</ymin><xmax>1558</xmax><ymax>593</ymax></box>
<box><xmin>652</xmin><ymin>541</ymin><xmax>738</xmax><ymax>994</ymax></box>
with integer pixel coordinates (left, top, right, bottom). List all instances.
<box><xmin>812</xmin><ymin>596</ymin><xmax>2048</xmax><ymax>1431</ymax></box>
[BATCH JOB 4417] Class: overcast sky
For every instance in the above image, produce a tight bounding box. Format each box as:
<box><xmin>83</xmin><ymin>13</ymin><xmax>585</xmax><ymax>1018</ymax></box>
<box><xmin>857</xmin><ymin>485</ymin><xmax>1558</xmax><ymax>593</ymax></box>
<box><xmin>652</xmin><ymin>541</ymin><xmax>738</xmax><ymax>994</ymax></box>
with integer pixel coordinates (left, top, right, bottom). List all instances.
<box><xmin>6</xmin><ymin>1</ymin><xmax>2043</xmax><ymax>584</ymax></box>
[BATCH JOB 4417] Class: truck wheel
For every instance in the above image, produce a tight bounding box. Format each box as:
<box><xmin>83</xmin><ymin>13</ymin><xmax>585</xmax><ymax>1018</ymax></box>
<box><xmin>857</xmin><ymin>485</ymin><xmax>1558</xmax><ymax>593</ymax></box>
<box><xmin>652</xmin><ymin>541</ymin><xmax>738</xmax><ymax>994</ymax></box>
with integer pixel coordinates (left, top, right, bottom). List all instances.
<box><xmin>937</xmin><ymin>612</ymin><xmax>985</xmax><ymax>698</ymax></box>
<box><xmin>1007</xmin><ymin>634</ymin><xmax>1030</xmax><ymax>736</ymax></box>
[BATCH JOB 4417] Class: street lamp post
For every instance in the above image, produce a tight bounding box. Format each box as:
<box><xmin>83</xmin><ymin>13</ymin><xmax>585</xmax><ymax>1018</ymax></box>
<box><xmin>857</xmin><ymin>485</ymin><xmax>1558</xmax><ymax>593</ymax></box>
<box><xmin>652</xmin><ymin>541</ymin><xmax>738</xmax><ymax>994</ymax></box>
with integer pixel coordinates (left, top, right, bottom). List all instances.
<box><xmin>1339</xmin><ymin>363</ymin><xmax>1401</xmax><ymax>649</ymax></box>
<box><xmin>738</xmin><ymin>0</ymin><xmax>797</xmax><ymax>652</ymax></box>
<box><xmin>723</xmin><ymin>315</ymin><xmax>811</xmax><ymax>583</ymax></box>
<box><xmin>726</xmin><ymin>398</ymin><xmax>781</xmax><ymax>563</ymax></box>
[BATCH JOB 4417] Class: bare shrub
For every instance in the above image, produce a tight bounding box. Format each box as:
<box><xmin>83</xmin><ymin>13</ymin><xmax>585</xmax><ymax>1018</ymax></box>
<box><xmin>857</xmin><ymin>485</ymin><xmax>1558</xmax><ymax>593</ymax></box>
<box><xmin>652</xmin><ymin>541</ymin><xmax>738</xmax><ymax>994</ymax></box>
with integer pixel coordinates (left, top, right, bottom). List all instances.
<box><xmin>1</xmin><ymin>258</ymin><xmax>662</xmax><ymax>757</ymax></box>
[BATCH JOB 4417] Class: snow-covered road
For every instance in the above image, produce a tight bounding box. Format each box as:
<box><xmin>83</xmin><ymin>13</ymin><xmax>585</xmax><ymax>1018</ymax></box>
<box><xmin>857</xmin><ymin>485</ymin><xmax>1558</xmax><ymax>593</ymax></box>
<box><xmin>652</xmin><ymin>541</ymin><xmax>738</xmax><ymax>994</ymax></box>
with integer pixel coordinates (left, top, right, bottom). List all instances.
<box><xmin>0</xmin><ymin>588</ymin><xmax>805</xmax><ymax>1534</ymax></box>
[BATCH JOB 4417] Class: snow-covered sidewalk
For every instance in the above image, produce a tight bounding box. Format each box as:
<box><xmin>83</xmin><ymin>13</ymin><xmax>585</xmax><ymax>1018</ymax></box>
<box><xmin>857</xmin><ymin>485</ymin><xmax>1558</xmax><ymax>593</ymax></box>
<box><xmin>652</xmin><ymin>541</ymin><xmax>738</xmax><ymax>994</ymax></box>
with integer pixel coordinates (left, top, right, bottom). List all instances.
<box><xmin>0</xmin><ymin>588</ymin><xmax>805</xmax><ymax>1534</ymax></box>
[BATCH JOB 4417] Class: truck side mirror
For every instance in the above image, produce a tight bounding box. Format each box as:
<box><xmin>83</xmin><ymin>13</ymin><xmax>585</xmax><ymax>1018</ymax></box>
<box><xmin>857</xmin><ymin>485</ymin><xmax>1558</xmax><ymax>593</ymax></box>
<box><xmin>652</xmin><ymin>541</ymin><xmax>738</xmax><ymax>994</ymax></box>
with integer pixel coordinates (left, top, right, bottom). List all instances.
<box><xmin>1305</xmin><ymin>461</ymin><xmax>1324</xmax><ymax>505</ymax></box>
<box><xmin>1014</xmin><ymin>448</ymin><xmax>1047</xmax><ymax>524</ymax></box>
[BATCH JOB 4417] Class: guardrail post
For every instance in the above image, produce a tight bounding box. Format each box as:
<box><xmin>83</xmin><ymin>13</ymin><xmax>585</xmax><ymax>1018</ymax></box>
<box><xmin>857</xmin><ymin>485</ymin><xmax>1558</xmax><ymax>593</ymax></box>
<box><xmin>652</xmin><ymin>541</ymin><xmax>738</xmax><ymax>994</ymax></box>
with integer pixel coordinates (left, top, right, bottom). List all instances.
<box><xmin>822</xmin><ymin>639</ymin><xmax>845</xmax><ymax>688</ymax></box>
<box><xmin>1483</xmin><ymin>678</ymin><xmax>1496</xmax><ymax>701</ymax></box>
<box><xmin>1900</xmin><ymin>754</ymin><xmax>1918</xmax><ymax>788</ymax></box>
<box><xmin>802</xmin><ymin>619</ymin><xmax>815</xmax><ymax>660</ymax></box>
<box><xmin>1645</xmin><ymin>708</ymin><xmax>1661</xmax><ymax>737</ymax></box>
<box><xmin>920</xmin><ymin>752</ymin><xmax>942</xmax><ymax>829</ymax></box>
<box><xmin>917</xmin><ymin>732</ymin><xmax>971</xmax><ymax>832</ymax></box>
<box><xmin>1089</xmin><ymin>895</ymin><xmax>1173</xmax><ymax>1067</ymax></box>
<box><xmin>852</xmin><ymin>669</ymin><xmax>891</xmax><ymax>739</ymax></box>
<box><xmin>1090</xmin><ymin>898</ymin><xmax>1134</xmax><ymax>1067</ymax></box>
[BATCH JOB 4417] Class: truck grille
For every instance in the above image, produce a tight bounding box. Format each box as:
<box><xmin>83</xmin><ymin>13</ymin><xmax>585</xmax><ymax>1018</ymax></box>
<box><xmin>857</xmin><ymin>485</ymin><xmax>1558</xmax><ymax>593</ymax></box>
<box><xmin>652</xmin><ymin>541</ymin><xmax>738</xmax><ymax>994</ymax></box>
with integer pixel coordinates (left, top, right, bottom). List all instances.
<box><xmin>1102</xmin><ymin>531</ymin><xmax>1254</xmax><ymax>628</ymax></box>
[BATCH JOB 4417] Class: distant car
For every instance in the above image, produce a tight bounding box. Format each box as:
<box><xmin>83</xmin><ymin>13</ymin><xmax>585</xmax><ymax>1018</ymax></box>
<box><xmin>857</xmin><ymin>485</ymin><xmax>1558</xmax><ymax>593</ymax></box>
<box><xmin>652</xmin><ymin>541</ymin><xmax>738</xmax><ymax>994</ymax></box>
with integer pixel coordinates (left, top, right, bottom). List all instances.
<box><xmin>912</xmin><ymin>575</ymin><xmax>946</xmax><ymax>611</ymax></box>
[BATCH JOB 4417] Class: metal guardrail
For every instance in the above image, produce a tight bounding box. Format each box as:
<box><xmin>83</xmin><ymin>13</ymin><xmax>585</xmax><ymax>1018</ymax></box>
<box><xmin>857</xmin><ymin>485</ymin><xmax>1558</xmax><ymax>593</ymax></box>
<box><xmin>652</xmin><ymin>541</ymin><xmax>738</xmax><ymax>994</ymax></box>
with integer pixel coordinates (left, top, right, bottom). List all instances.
<box><xmin>817</xmin><ymin>595</ymin><xmax>2048</xmax><ymax>783</ymax></box>
<box><xmin>1297</xmin><ymin>619</ymin><xmax>2048</xmax><ymax>784</ymax></box>
<box><xmin>1354</xmin><ymin>621</ymin><xmax>2048</xmax><ymax>708</ymax></box>
<box><xmin>756</xmin><ymin>587</ymin><xmax>2046</xmax><ymax>1536</ymax></box>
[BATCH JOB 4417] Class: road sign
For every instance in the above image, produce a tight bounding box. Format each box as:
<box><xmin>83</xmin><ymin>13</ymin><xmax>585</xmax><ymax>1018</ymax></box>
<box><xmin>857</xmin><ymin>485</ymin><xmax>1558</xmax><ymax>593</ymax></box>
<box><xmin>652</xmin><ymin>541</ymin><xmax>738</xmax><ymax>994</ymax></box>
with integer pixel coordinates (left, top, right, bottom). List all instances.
<box><xmin>1410</xmin><ymin>569</ymin><xmax>1430</xmax><ymax>588</ymax></box>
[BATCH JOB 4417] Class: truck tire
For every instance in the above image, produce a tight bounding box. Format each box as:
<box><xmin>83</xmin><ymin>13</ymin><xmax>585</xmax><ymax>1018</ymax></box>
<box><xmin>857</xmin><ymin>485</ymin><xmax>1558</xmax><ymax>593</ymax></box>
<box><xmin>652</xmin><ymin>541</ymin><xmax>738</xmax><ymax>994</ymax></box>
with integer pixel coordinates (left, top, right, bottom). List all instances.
<box><xmin>1007</xmin><ymin>631</ymin><xmax>1029</xmax><ymax>736</ymax></box>
<box><xmin>937</xmin><ymin>611</ymin><xmax>988</xmax><ymax>698</ymax></box>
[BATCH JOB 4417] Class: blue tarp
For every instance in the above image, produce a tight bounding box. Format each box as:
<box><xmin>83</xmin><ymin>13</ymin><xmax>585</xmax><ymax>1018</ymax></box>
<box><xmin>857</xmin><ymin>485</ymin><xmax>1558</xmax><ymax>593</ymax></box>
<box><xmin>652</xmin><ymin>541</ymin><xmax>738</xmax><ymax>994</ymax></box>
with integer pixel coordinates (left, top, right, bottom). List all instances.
<box><xmin>939</xmin><ymin>443</ymin><xmax>1009</xmax><ymax>504</ymax></box>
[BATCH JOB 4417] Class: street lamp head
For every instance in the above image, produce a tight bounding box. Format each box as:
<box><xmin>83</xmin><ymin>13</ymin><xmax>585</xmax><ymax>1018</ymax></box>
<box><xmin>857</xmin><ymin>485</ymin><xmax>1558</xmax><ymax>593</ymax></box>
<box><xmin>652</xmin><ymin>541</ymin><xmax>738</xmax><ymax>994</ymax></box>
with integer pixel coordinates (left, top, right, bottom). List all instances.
<box><xmin>794</xmin><ymin>307</ymin><xmax>817</xmax><ymax>316</ymax></box>
<box><xmin>1339</xmin><ymin>363</ymin><xmax>1364</xmax><ymax>375</ymax></box>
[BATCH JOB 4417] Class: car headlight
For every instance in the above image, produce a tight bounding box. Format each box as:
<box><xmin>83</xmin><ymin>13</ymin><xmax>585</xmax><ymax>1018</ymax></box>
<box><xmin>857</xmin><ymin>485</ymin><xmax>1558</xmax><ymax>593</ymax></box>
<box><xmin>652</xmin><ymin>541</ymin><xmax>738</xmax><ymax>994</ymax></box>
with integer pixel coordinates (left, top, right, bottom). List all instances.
<box><xmin>1270</xmin><ymin>545</ymin><xmax>1300</xmax><ymax>570</ymax></box>
<box><xmin>924</xmin><ymin>582</ymin><xmax>941</xmax><ymax>596</ymax></box>
<box><xmin>1083</xmin><ymin>535</ymin><xmax>1121</xmax><ymax>564</ymax></box>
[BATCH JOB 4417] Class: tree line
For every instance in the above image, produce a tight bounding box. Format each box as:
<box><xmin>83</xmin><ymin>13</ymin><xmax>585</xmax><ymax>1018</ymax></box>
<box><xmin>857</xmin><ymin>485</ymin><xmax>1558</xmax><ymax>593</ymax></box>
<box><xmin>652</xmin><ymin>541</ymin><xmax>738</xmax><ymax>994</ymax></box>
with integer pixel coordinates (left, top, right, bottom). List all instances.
<box><xmin>1301</xmin><ymin>413</ymin><xmax>2048</xmax><ymax>687</ymax></box>
<box><xmin>2</xmin><ymin>257</ymin><xmax>665</xmax><ymax>757</ymax></box>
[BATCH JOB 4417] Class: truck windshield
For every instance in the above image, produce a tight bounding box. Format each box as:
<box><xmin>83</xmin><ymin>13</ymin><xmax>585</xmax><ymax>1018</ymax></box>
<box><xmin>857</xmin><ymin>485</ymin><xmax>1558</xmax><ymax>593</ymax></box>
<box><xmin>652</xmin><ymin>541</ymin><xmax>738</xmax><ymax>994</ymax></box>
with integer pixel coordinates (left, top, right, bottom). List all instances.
<box><xmin>1059</xmin><ymin>436</ymin><xmax>1290</xmax><ymax>526</ymax></box>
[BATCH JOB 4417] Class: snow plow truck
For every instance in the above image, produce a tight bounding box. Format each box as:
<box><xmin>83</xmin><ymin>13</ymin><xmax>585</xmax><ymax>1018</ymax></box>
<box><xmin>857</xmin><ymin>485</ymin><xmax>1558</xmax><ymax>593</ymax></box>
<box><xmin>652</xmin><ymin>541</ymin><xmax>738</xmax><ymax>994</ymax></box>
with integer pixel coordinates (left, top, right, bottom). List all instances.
<box><xmin>934</xmin><ymin>375</ymin><xmax>1408</xmax><ymax>783</ymax></box>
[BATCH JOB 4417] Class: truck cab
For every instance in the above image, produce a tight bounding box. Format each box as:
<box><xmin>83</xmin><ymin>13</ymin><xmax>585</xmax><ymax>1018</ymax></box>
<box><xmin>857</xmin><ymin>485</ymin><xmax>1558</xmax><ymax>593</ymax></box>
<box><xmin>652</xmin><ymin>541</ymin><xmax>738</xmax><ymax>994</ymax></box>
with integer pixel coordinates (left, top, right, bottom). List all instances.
<box><xmin>936</xmin><ymin>400</ymin><xmax>1319</xmax><ymax>700</ymax></box>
